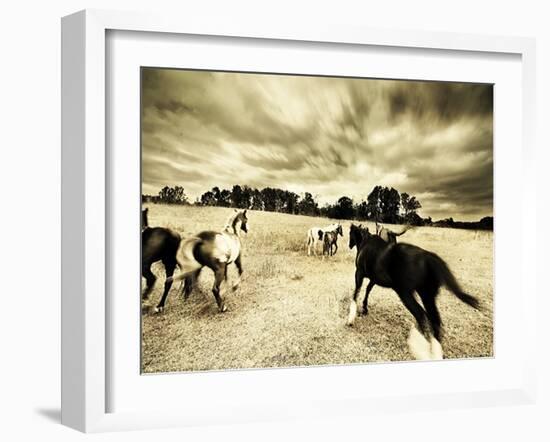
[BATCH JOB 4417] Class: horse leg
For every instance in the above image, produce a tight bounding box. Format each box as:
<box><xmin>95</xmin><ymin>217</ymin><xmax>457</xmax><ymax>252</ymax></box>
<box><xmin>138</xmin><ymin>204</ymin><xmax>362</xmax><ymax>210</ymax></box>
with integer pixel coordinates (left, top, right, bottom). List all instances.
<box><xmin>332</xmin><ymin>242</ymin><xmax>338</xmax><ymax>256</ymax></box>
<box><xmin>142</xmin><ymin>264</ymin><xmax>156</xmax><ymax>300</ymax></box>
<box><xmin>183</xmin><ymin>268</ymin><xmax>201</xmax><ymax>300</ymax></box>
<box><xmin>347</xmin><ymin>269</ymin><xmax>364</xmax><ymax>326</ymax></box>
<box><xmin>361</xmin><ymin>280</ymin><xmax>375</xmax><ymax>315</ymax></box>
<box><xmin>398</xmin><ymin>290</ymin><xmax>437</xmax><ymax>360</ymax></box>
<box><xmin>418</xmin><ymin>287</ymin><xmax>443</xmax><ymax>359</ymax></box>
<box><xmin>232</xmin><ymin>255</ymin><xmax>243</xmax><ymax>292</ymax></box>
<box><xmin>154</xmin><ymin>258</ymin><xmax>177</xmax><ymax>313</ymax></box>
<box><xmin>212</xmin><ymin>265</ymin><xmax>227</xmax><ymax>313</ymax></box>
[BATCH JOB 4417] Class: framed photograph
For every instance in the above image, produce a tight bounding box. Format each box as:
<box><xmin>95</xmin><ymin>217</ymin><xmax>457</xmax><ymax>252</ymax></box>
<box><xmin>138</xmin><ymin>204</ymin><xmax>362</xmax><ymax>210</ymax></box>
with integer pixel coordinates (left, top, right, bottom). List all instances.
<box><xmin>61</xmin><ymin>9</ymin><xmax>537</xmax><ymax>432</ymax></box>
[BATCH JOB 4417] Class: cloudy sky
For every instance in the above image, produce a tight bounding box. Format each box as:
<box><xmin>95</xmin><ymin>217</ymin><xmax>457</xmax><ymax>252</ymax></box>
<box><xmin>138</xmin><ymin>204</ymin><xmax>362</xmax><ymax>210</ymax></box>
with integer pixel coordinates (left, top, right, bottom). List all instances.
<box><xmin>141</xmin><ymin>68</ymin><xmax>493</xmax><ymax>221</ymax></box>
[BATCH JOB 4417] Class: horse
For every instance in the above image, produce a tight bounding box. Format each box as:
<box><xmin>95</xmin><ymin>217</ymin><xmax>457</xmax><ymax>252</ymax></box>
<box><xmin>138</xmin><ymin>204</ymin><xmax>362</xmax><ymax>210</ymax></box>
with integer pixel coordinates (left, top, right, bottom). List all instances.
<box><xmin>322</xmin><ymin>230</ymin><xmax>339</xmax><ymax>256</ymax></box>
<box><xmin>164</xmin><ymin>209</ymin><xmax>249</xmax><ymax>313</ymax></box>
<box><xmin>375</xmin><ymin>220</ymin><xmax>411</xmax><ymax>244</ymax></box>
<box><xmin>307</xmin><ymin>223</ymin><xmax>343</xmax><ymax>256</ymax></box>
<box><xmin>141</xmin><ymin>221</ymin><xmax>182</xmax><ymax>310</ymax></box>
<box><xmin>347</xmin><ymin>223</ymin><xmax>480</xmax><ymax>360</ymax></box>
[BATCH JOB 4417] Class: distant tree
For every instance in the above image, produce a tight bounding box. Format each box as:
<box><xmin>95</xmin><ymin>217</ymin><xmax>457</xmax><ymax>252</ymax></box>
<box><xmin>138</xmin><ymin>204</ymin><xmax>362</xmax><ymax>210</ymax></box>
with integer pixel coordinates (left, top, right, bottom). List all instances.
<box><xmin>406</xmin><ymin>212</ymin><xmax>424</xmax><ymax>226</ymax></box>
<box><xmin>251</xmin><ymin>188</ymin><xmax>264</xmax><ymax>210</ymax></box>
<box><xmin>200</xmin><ymin>190</ymin><xmax>217</xmax><ymax>206</ymax></box>
<box><xmin>366</xmin><ymin>185</ymin><xmax>383</xmax><ymax>221</ymax></box>
<box><xmin>240</xmin><ymin>185</ymin><xmax>254</xmax><ymax>209</ymax></box>
<box><xmin>158</xmin><ymin>186</ymin><xmax>171</xmax><ymax>202</ymax></box>
<box><xmin>380</xmin><ymin>187</ymin><xmax>400</xmax><ymax>223</ymax></box>
<box><xmin>400</xmin><ymin>192</ymin><xmax>410</xmax><ymax>215</ymax></box>
<box><xmin>331</xmin><ymin>196</ymin><xmax>355</xmax><ymax>219</ymax></box>
<box><xmin>231</xmin><ymin>185</ymin><xmax>247</xmax><ymax>208</ymax></box>
<box><xmin>218</xmin><ymin>188</ymin><xmax>232</xmax><ymax>207</ymax></box>
<box><xmin>261</xmin><ymin>187</ymin><xmax>278</xmax><ymax>212</ymax></box>
<box><xmin>212</xmin><ymin>186</ymin><xmax>221</xmax><ymax>204</ymax></box>
<box><xmin>158</xmin><ymin>185</ymin><xmax>188</xmax><ymax>204</ymax></box>
<box><xmin>479</xmin><ymin>216</ymin><xmax>493</xmax><ymax>230</ymax></box>
<box><xmin>401</xmin><ymin>192</ymin><xmax>422</xmax><ymax>223</ymax></box>
<box><xmin>355</xmin><ymin>200</ymin><xmax>369</xmax><ymax>220</ymax></box>
<box><xmin>281</xmin><ymin>190</ymin><xmax>299</xmax><ymax>214</ymax></box>
<box><xmin>297</xmin><ymin>192</ymin><xmax>319</xmax><ymax>216</ymax></box>
<box><xmin>274</xmin><ymin>188</ymin><xmax>286</xmax><ymax>212</ymax></box>
<box><xmin>434</xmin><ymin>217</ymin><xmax>455</xmax><ymax>227</ymax></box>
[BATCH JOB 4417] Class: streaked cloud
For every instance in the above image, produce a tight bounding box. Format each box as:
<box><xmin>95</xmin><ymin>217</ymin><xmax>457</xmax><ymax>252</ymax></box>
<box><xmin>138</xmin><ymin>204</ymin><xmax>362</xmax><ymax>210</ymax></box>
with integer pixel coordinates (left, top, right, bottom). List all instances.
<box><xmin>142</xmin><ymin>68</ymin><xmax>493</xmax><ymax>221</ymax></box>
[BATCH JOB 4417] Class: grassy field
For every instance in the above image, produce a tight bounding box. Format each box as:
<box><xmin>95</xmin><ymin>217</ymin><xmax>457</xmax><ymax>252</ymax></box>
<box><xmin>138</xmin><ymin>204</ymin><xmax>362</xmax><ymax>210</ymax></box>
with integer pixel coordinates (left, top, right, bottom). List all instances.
<box><xmin>141</xmin><ymin>204</ymin><xmax>493</xmax><ymax>373</ymax></box>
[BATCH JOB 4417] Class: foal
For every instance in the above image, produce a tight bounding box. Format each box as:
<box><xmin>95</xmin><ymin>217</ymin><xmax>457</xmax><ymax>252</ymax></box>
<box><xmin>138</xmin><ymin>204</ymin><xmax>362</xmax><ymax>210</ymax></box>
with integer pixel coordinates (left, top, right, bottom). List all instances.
<box><xmin>307</xmin><ymin>223</ymin><xmax>343</xmax><ymax>255</ymax></box>
<box><xmin>321</xmin><ymin>227</ymin><xmax>341</xmax><ymax>256</ymax></box>
<box><xmin>348</xmin><ymin>224</ymin><xmax>479</xmax><ymax>360</ymax></box>
<box><xmin>165</xmin><ymin>209</ymin><xmax>249</xmax><ymax>313</ymax></box>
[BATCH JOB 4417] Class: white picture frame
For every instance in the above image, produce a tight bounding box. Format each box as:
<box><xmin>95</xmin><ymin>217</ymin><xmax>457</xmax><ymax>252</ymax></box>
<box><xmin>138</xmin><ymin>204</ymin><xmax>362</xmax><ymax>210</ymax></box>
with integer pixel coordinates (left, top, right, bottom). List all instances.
<box><xmin>61</xmin><ymin>9</ymin><xmax>537</xmax><ymax>433</ymax></box>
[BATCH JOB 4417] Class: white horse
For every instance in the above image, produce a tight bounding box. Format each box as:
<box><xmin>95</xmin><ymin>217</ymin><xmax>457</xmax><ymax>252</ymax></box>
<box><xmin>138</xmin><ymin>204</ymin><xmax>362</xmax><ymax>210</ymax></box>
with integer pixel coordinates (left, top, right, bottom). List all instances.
<box><xmin>163</xmin><ymin>209</ymin><xmax>249</xmax><ymax>313</ymax></box>
<box><xmin>306</xmin><ymin>223</ymin><xmax>342</xmax><ymax>256</ymax></box>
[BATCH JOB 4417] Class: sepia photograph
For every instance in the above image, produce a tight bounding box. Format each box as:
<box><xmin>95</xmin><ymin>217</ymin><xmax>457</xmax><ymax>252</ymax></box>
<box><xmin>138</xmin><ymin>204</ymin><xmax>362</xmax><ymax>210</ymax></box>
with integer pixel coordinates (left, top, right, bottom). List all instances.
<box><xmin>140</xmin><ymin>68</ymin><xmax>493</xmax><ymax>373</ymax></box>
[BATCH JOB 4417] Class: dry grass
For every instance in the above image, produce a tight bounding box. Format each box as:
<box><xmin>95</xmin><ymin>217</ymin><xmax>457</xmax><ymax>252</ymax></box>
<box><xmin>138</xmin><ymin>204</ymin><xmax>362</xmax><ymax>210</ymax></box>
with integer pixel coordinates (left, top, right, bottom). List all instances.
<box><xmin>141</xmin><ymin>204</ymin><xmax>493</xmax><ymax>373</ymax></box>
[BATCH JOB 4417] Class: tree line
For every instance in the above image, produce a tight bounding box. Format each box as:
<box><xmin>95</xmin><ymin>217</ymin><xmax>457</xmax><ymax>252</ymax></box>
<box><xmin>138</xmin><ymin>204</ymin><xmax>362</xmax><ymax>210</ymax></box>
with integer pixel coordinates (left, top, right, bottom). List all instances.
<box><xmin>142</xmin><ymin>184</ymin><xmax>435</xmax><ymax>226</ymax></box>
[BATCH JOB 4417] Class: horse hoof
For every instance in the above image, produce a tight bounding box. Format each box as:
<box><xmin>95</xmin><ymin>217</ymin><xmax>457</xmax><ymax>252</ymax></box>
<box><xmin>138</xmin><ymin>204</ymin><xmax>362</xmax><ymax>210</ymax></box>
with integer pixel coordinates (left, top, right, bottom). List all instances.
<box><xmin>430</xmin><ymin>338</ymin><xmax>444</xmax><ymax>360</ymax></box>
<box><xmin>347</xmin><ymin>300</ymin><xmax>357</xmax><ymax>326</ymax></box>
<box><xmin>220</xmin><ymin>305</ymin><xmax>227</xmax><ymax>313</ymax></box>
<box><xmin>153</xmin><ymin>306</ymin><xmax>164</xmax><ymax>314</ymax></box>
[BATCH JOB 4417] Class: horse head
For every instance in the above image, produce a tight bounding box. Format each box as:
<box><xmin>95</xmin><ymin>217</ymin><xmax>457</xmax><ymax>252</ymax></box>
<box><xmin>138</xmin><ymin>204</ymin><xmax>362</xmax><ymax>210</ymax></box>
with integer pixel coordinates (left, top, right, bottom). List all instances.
<box><xmin>349</xmin><ymin>224</ymin><xmax>370</xmax><ymax>249</ymax></box>
<box><xmin>337</xmin><ymin>224</ymin><xmax>344</xmax><ymax>237</ymax></box>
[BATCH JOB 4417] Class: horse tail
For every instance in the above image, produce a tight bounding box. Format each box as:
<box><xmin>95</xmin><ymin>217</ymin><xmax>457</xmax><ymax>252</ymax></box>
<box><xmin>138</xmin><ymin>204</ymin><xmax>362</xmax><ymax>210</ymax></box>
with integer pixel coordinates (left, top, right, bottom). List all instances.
<box><xmin>427</xmin><ymin>253</ymin><xmax>480</xmax><ymax>310</ymax></box>
<box><xmin>395</xmin><ymin>225</ymin><xmax>413</xmax><ymax>236</ymax></box>
<box><xmin>167</xmin><ymin>237</ymin><xmax>203</xmax><ymax>283</ymax></box>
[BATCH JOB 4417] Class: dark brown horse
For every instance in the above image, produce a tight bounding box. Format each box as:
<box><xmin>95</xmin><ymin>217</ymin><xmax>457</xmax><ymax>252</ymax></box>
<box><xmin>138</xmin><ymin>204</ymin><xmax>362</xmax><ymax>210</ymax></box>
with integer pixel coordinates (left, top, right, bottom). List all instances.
<box><xmin>321</xmin><ymin>230</ymin><xmax>339</xmax><ymax>256</ymax></box>
<box><xmin>142</xmin><ymin>224</ymin><xmax>182</xmax><ymax>310</ymax></box>
<box><xmin>141</xmin><ymin>208</ymin><xmax>184</xmax><ymax>312</ymax></box>
<box><xmin>348</xmin><ymin>223</ymin><xmax>479</xmax><ymax>359</ymax></box>
<box><xmin>166</xmin><ymin>209</ymin><xmax>249</xmax><ymax>313</ymax></box>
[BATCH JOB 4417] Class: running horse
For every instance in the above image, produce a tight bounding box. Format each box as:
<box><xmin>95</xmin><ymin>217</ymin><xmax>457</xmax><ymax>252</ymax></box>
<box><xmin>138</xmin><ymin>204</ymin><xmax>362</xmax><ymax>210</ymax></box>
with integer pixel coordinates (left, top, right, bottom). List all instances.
<box><xmin>306</xmin><ymin>223</ymin><xmax>343</xmax><ymax>256</ymax></box>
<box><xmin>347</xmin><ymin>223</ymin><xmax>480</xmax><ymax>360</ymax></box>
<box><xmin>164</xmin><ymin>209</ymin><xmax>249</xmax><ymax>313</ymax></box>
<box><xmin>141</xmin><ymin>208</ymin><xmax>182</xmax><ymax>309</ymax></box>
